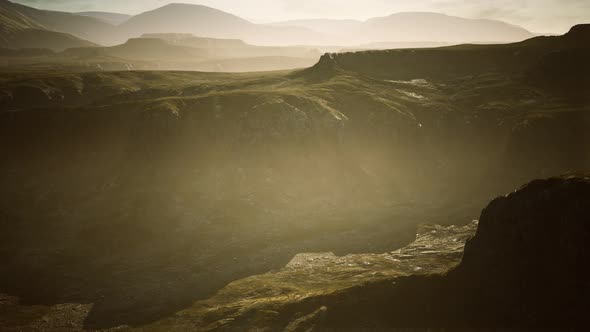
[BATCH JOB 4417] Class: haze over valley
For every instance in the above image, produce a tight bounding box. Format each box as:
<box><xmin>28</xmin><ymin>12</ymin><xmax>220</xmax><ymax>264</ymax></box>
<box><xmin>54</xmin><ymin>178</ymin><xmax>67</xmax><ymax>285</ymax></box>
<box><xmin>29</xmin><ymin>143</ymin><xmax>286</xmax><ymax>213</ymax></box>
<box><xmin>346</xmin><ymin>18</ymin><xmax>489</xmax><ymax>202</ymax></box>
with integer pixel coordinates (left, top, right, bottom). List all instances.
<box><xmin>1</xmin><ymin>0</ymin><xmax>542</xmax><ymax>72</ymax></box>
<box><xmin>1</xmin><ymin>1</ymin><xmax>589</xmax><ymax>331</ymax></box>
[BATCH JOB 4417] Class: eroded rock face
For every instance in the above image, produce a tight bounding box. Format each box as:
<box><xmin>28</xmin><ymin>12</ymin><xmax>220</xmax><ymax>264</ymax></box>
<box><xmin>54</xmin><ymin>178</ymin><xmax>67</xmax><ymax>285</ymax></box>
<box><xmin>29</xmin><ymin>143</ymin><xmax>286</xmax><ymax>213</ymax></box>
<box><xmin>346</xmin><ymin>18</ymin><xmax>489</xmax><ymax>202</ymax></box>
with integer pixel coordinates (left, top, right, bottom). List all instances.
<box><xmin>141</xmin><ymin>222</ymin><xmax>477</xmax><ymax>331</ymax></box>
<box><xmin>310</xmin><ymin>175</ymin><xmax>590</xmax><ymax>329</ymax></box>
<box><xmin>451</xmin><ymin>174</ymin><xmax>590</xmax><ymax>327</ymax></box>
<box><xmin>0</xmin><ymin>176</ymin><xmax>588</xmax><ymax>330</ymax></box>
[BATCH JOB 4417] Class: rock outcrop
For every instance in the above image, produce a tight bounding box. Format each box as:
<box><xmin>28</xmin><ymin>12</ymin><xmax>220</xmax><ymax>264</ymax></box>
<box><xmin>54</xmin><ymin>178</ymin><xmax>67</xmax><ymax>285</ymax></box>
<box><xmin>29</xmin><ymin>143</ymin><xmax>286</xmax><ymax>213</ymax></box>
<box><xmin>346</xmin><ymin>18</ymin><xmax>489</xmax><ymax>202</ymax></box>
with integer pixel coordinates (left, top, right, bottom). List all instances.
<box><xmin>450</xmin><ymin>174</ymin><xmax>590</xmax><ymax>327</ymax></box>
<box><xmin>306</xmin><ymin>175</ymin><xmax>590</xmax><ymax>329</ymax></box>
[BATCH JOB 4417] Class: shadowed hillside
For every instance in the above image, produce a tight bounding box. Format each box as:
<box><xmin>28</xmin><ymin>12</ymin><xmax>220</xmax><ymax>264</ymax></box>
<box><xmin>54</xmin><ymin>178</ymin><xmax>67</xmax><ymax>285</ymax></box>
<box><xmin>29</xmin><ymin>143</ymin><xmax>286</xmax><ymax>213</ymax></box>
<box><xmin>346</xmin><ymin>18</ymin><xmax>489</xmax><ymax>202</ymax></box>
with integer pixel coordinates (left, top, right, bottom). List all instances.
<box><xmin>0</xmin><ymin>0</ymin><xmax>114</xmax><ymax>45</ymax></box>
<box><xmin>287</xmin><ymin>175</ymin><xmax>590</xmax><ymax>330</ymax></box>
<box><xmin>2</xmin><ymin>175</ymin><xmax>588</xmax><ymax>330</ymax></box>
<box><xmin>0</xmin><ymin>19</ymin><xmax>588</xmax><ymax>331</ymax></box>
<box><xmin>0</xmin><ymin>0</ymin><xmax>97</xmax><ymax>50</ymax></box>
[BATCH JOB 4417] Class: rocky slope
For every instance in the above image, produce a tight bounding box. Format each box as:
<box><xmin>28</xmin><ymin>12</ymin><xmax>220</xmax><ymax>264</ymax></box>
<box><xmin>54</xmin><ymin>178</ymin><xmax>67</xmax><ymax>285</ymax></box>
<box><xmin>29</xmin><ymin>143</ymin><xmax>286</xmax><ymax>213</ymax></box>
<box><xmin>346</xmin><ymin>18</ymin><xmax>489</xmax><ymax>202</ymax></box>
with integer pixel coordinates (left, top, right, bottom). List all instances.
<box><xmin>1</xmin><ymin>175</ymin><xmax>588</xmax><ymax>330</ymax></box>
<box><xmin>143</xmin><ymin>221</ymin><xmax>478</xmax><ymax>331</ymax></box>
<box><xmin>298</xmin><ymin>175</ymin><xmax>590</xmax><ymax>330</ymax></box>
<box><xmin>143</xmin><ymin>175</ymin><xmax>589</xmax><ymax>331</ymax></box>
<box><xmin>0</xmin><ymin>26</ymin><xmax>588</xmax><ymax>330</ymax></box>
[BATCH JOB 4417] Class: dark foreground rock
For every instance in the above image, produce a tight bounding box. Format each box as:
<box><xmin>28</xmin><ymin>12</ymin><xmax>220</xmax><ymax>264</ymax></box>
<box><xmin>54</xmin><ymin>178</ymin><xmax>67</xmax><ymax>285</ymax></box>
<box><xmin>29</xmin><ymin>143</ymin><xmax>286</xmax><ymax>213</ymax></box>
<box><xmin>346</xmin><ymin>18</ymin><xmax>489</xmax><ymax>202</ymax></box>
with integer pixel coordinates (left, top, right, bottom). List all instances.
<box><xmin>451</xmin><ymin>174</ymin><xmax>590</xmax><ymax>327</ymax></box>
<box><xmin>1</xmin><ymin>176</ymin><xmax>588</xmax><ymax>331</ymax></box>
<box><xmin>301</xmin><ymin>175</ymin><xmax>590</xmax><ymax>330</ymax></box>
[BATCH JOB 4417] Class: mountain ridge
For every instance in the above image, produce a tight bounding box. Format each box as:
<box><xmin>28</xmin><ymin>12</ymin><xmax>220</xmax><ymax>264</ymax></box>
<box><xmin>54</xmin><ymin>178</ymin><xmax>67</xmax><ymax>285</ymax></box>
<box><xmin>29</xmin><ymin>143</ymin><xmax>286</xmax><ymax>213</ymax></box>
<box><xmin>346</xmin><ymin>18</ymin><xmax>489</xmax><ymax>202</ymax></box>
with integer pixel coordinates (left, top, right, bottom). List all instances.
<box><xmin>271</xmin><ymin>11</ymin><xmax>534</xmax><ymax>44</ymax></box>
<box><xmin>3</xmin><ymin>0</ymin><xmax>537</xmax><ymax>48</ymax></box>
<box><xmin>76</xmin><ymin>11</ymin><xmax>131</xmax><ymax>25</ymax></box>
<box><xmin>0</xmin><ymin>0</ymin><xmax>97</xmax><ymax>50</ymax></box>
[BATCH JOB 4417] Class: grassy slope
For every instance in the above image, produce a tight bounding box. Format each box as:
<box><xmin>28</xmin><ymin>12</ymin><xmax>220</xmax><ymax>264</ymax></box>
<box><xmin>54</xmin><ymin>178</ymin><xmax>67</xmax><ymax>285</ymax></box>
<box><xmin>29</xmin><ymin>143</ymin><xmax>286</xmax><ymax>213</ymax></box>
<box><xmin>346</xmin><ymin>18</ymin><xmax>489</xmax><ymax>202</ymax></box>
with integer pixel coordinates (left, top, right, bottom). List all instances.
<box><xmin>0</xmin><ymin>26</ymin><xmax>588</xmax><ymax>330</ymax></box>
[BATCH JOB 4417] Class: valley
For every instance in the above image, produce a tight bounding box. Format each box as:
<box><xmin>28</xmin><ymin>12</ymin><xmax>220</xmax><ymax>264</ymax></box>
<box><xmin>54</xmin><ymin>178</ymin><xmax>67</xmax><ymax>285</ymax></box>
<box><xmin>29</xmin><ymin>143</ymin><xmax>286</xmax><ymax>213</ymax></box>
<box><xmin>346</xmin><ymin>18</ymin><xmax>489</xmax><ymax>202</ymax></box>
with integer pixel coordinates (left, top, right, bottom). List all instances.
<box><xmin>0</xmin><ymin>0</ymin><xmax>589</xmax><ymax>330</ymax></box>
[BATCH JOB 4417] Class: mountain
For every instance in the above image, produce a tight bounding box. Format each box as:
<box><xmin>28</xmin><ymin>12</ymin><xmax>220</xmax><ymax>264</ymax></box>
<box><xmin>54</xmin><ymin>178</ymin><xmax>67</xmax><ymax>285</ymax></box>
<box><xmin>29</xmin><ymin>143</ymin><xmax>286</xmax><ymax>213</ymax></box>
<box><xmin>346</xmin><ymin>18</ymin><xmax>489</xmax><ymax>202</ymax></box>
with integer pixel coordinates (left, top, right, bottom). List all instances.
<box><xmin>76</xmin><ymin>11</ymin><xmax>131</xmax><ymax>25</ymax></box>
<box><xmin>271</xmin><ymin>18</ymin><xmax>361</xmax><ymax>36</ymax></box>
<box><xmin>117</xmin><ymin>3</ymin><xmax>323</xmax><ymax>46</ymax></box>
<box><xmin>364</xmin><ymin>12</ymin><xmax>534</xmax><ymax>42</ymax></box>
<box><xmin>0</xmin><ymin>0</ymin><xmax>96</xmax><ymax>50</ymax></box>
<box><xmin>272</xmin><ymin>12</ymin><xmax>535</xmax><ymax>45</ymax></box>
<box><xmin>63</xmin><ymin>38</ymin><xmax>208</xmax><ymax>62</ymax></box>
<box><xmin>0</xmin><ymin>0</ymin><xmax>115</xmax><ymax>45</ymax></box>
<box><xmin>118</xmin><ymin>5</ymin><xmax>535</xmax><ymax>46</ymax></box>
<box><xmin>1</xmin><ymin>1</ymin><xmax>535</xmax><ymax>48</ymax></box>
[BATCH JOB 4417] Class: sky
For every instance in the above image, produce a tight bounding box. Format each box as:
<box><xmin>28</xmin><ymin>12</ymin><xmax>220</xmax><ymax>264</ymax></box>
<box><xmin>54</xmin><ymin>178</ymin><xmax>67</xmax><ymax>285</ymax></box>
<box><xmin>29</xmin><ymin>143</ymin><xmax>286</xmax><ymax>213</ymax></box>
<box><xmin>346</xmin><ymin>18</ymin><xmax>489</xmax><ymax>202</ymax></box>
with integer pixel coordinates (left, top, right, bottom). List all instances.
<box><xmin>13</xmin><ymin>0</ymin><xmax>590</xmax><ymax>33</ymax></box>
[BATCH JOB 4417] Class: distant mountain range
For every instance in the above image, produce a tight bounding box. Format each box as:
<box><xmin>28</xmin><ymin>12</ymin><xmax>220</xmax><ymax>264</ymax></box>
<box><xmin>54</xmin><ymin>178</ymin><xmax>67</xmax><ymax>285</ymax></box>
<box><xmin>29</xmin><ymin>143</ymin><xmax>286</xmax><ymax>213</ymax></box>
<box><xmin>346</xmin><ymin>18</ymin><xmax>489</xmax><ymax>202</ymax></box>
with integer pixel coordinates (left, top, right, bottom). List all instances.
<box><xmin>271</xmin><ymin>13</ymin><xmax>534</xmax><ymax>44</ymax></box>
<box><xmin>76</xmin><ymin>11</ymin><xmax>131</xmax><ymax>25</ymax></box>
<box><xmin>1</xmin><ymin>0</ymin><xmax>536</xmax><ymax>51</ymax></box>
<box><xmin>54</xmin><ymin>34</ymin><xmax>321</xmax><ymax>72</ymax></box>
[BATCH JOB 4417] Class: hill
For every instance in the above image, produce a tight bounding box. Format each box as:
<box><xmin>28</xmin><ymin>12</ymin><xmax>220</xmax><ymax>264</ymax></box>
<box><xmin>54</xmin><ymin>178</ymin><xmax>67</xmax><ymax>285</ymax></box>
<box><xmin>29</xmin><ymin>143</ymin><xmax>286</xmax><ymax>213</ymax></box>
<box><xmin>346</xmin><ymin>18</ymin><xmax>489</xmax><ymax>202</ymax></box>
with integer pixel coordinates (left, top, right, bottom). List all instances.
<box><xmin>0</xmin><ymin>31</ymin><xmax>322</xmax><ymax>72</ymax></box>
<box><xmin>311</xmin><ymin>24</ymin><xmax>590</xmax><ymax>80</ymax></box>
<box><xmin>116</xmin><ymin>3</ymin><xmax>322</xmax><ymax>46</ymax></box>
<box><xmin>51</xmin><ymin>35</ymin><xmax>320</xmax><ymax>72</ymax></box>
<box><xmin>0</xmin><ymin>0</ymin><xmax>115</xmax><ymax>45</ymax></box>
<box><xmin>1</xmin><ymin>28</ymin><xmax>96</xmax><ymax>51</ymax></box>
<box><xmin>0</xmin><ymin>25</ymin><xmax>588</xmax><ymax>330</ymax></box>
<box><xmin>0</xmin><ymin>0</ymin><xmax>96</xmax><ymax>50</ymax></box>
<box><xmin>63</xmin><ymin>38</ymin><xmax>208</xmax><ymax>61</ymax></box>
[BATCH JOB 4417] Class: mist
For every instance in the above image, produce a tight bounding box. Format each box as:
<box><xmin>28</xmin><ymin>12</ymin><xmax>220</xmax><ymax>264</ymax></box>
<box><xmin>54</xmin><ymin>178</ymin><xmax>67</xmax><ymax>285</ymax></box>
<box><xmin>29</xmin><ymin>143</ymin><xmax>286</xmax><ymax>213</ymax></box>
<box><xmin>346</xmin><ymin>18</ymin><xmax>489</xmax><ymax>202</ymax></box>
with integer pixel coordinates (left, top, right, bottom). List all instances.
<box><xmin>1</xmin><ymin>0</ymin><xmax>589</xmax><ymax>330</ymax></box>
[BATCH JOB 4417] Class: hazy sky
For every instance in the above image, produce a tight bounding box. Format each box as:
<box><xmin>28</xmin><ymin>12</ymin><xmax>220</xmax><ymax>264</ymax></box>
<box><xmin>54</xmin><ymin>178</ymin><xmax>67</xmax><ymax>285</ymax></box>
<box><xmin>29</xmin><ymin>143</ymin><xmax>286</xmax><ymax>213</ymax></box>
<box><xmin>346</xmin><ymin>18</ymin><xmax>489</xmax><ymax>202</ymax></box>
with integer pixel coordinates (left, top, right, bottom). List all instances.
<box><xmin>13</xmin><ymin>0</ymin><xmax>590</xmax><ymax>33</ymax></box>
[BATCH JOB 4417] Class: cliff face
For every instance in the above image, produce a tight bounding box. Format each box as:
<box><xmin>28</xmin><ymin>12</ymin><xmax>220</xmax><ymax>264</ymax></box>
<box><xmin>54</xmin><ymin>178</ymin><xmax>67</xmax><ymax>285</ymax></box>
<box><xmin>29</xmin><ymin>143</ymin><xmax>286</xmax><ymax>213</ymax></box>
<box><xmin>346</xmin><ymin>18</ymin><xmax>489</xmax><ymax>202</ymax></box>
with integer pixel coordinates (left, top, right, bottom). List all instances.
<box><xmin>451</xmin><ymin>175</ymin><xmax>590</xmax><ymax>327</ymax></box>
<box><xmin>303</xmin><ymin>175</ymin><xmax>590</xmax><ymax>329</ymax></box>
<box><xmin>1</xmin><ymin>176</ymin><xmax>588</xmax><ymax>330</ymax></box>
<box><xmin>129</xmin><ymin>175</ymin><xmax>590</xmax><ymax>330</ymax></box>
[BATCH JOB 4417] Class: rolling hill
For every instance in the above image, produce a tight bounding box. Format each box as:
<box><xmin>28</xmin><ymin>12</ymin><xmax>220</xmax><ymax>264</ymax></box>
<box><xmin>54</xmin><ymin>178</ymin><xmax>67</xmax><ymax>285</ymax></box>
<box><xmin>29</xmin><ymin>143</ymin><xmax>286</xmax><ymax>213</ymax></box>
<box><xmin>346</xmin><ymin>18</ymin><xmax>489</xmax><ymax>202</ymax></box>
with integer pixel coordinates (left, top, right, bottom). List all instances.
<box><xmin>0</xmin><ymin>0</ymin><xmax>115</xmax><ymax>45</ymax></box>
<box><xmin>0</xmin><ymin>0</ymin><xmax>96</xmax><ymax>50</ymax></box>
<box><xmin>116</xmin><ymin>3</ymin><xmax>322</xmax><ymax>46</ymax></box>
